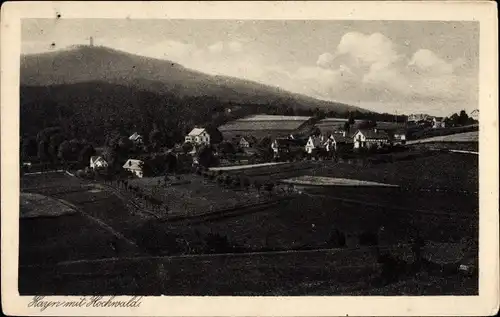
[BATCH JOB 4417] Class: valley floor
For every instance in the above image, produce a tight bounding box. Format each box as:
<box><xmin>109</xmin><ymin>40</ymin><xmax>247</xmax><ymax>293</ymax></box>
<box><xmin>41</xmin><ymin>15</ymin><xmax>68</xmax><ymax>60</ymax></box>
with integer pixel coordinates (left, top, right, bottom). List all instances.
<box><xmin>18</xmin><ymin>151</ymin><xmax>478</xmax><ymax>295</ymax></box>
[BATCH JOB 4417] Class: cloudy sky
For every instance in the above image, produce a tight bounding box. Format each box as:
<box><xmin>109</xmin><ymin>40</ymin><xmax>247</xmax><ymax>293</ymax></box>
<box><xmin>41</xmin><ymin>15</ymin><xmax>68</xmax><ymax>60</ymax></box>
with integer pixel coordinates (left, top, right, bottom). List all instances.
<box><xmin>22</xmin><ymin>19</ymin><xmax>479</xmax><ymax>116</ymax></box>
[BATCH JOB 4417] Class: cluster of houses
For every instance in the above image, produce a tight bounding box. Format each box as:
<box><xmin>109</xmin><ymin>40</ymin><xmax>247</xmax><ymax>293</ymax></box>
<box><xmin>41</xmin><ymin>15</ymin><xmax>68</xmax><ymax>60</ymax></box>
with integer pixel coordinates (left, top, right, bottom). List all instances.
<box><xmin>88</xmin><ymin>118</ymin><xmax>410</xmax><ymax>178</ymax></box>
<box><xmin>270</xmin><ymin>127</ymin><xmax>406</xmax><ymax>157</ymax></box>
<box><xmin>407</xmin><ymin>113</ymin><xmax>445</xmax><ymax>129</ymax></box>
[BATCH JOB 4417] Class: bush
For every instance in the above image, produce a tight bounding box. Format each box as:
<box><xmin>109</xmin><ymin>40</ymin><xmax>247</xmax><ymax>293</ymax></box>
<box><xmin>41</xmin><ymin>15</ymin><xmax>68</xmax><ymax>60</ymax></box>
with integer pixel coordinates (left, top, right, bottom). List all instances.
<box><xmin>203</xmin><ymin>233</ymin><xmax>233</xmax><ymax>254</ymax></box>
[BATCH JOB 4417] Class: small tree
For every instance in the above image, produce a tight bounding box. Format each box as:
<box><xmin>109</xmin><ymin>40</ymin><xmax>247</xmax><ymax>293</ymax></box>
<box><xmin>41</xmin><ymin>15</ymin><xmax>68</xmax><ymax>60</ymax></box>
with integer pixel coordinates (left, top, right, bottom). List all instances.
<box><xmin>254</xmin><ymin>180</ymin><xmax>262</xmax><ymax>193</ymax></box>
<box><xmin>264</xmin><ymin>182</ymin><xmax>275</xmax><ymax>196</ymax></box>
<box><xmin>242</xmin><ymin>177</ymin><xmax>251</xmax><ymax>191</ymax></box>
<box><xmin>225</xmin><ymin>175</ymin><xmax>233</xmax><ymax>187</ymax></box>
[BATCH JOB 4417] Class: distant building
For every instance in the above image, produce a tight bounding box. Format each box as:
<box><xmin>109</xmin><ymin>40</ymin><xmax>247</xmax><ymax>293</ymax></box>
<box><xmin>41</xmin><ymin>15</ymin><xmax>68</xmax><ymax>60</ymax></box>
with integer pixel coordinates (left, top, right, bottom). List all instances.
<box><xmin>129</xmin><ymin>132</ymin><xmax>143</xmax><ymax>145</ymax></box>
<box><xmin>239</xmin><ymin>136</ymin><xmax>257</xmax><ymax>148</ymax></box>
<box><xmin>305</xmin><ymin>135</ymin><xmax>325</xmax><ymax>154</ymax></box>
<box><xmin>90</xmin><ymin>156</ymin><xmax>108</xmax><ymax>169</ymax></box>
<box><xmin>393</xmin><ymin>129</ymin><xmax>407</xmax><ymax>144</ymax></box>
<box><xmin>271</xmin><ymin>138</ymin><xmax>306</xmax><ymax>156</ymax></box>
<box><xmin>407</xmin><ymin>113</ymin><xmax>431</xmax><ymax>123</ymax></box>
<box><xmin>328</xmin><ymin>133</ymin><xmax>353</xmax><ymax>151</ymax></box>
<box><xmin>123</xmin><ymin>159</ymin><xmax>144</xmax><ymax>178</ymax></box>
<box><xmin>471</xmin><ymin>109</ymin><xmax>479</xmax><ymax>121</ymax></box>
<box><xmin>432</xmin><ymin>117</ymin><xmax>446</xmax><ymax>129</ymax></box>
<box><xmin>353</xmin><ymin>129</ymin><xmax>390</xmax><ymax>149</ymax></box>
<box><xmin>185</xmin><ymin>128</ymin><xmax>210</xmax><ymax>146</ymax></box>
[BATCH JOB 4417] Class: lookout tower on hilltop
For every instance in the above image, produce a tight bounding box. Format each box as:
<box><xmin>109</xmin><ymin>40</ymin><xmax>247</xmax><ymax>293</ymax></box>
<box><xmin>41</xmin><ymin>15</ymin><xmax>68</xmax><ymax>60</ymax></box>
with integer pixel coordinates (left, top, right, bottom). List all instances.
<box><xmin>89</xmin><ymin>36</ymin><xmax>94</xmax><ymax>47</ymax></box>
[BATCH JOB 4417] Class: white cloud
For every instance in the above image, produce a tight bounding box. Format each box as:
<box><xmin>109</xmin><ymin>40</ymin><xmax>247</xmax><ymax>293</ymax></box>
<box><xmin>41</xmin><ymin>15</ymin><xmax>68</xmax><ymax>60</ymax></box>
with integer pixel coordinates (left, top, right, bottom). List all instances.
<box><xmin>408</xmin><ymin>49</ymin><xmax>453</xmax><ymax>75</ymax></box>
<box><xmin>336</xmin><ymin>32</ymin><xmax>403</xmax><ymax>67</ymax></box>
<box><xmin>316</xmin><ymin>52</ymin><xmax>335</xmax><ymax>68</ymax></box>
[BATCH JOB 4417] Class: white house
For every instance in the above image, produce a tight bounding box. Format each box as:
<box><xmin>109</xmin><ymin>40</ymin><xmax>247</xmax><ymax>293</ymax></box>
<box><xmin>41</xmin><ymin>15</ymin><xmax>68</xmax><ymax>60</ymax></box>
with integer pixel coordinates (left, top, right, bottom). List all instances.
<box><xmin>185</xmin><ymin>128</ymin><xmax>210</xmax><ymax>146</ymax></box>
<box><xmin>90</xmin><ymin>156</ymin><xmax>108</xmax><ymax>169</ymax></box>
<box><xmin>305</xmin><ymin>135</ymin><xmax>325</xmax><ymax>154</ymax></box>
<box><xmin>432</xmin><ymin>117</ymin><xmax>446</xmax><ymax>129</ymax></box>
<box><xmin>123</xmin><ymin>159</ymin><xmax>144</xmax><ymax>178</ymax></box>
<box><xmin>239</xmin><ymin>136</ymin><xmax>257</xmax><ymax>148</ymax></box>
<box><xmin>353</xmin><ymin>129</ymin><xmax>390</xmax><ymax>149</ymax></box>
<box><xmin>129</xmin><ymin>132</ymin><xmax>143</xmax><ymax>144</ymax></box>
<box><xmin>393</xmin><ymin>129</ymin><xmax>407</xmax><ymax>144</ymax></box>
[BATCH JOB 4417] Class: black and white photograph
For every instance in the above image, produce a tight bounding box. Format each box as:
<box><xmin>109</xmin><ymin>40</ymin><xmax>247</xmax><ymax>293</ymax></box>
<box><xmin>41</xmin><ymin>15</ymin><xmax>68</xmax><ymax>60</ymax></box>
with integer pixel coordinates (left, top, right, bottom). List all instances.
<box><xmin>1</xmin><ymin>1</ymin><xmax>498</xmax><ymax>316</ymax></box>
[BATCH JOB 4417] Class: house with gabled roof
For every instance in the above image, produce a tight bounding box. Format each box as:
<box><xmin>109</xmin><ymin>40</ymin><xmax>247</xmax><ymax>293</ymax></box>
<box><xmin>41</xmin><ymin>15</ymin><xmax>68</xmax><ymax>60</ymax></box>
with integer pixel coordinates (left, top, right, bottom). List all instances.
<box><xmin>432</xmin><ymin>117</ymin><xmax>446</xmax><ymax>129</ymax></box>
<box><xmin>271</xmin><ymin>138</ymin><xmax>307</xmax><ymax>156</ymax></box>
<box><xmin>239</xmin><ymin>136</ymin><xmax>257</xmax><ymax>148</ymax></box>
<box><xmin>353</xmin><ymin>129</ymin><xmax>390</xmax><ymax>149</ymax></box>
<box><xmin>90</xmin><ymin>156</ymin><xmax>108</xmax><ymax>169</ymax></box>
<box><xmin>123</xmin><ymin>159</ymin><xmax>144</xmax><ymax>178</ymax></box>
<box><xmin>305</xmin><ymin>135</ymin><xmax>325</xmax><ymax>154</ymax></box>
<box><xmin>185</xmin><ymin>127</ymin><xmax>210</xmax><ymax>146</ymax></box>
<box><xmin>129</xmin><ymin>132</ymin><xmax>143</xmax><ymax>145</ymax></box>
<box><xmin>326</xmin><ymin>133</ymin><xmax>354</xmax><ymax>152</ymax></box>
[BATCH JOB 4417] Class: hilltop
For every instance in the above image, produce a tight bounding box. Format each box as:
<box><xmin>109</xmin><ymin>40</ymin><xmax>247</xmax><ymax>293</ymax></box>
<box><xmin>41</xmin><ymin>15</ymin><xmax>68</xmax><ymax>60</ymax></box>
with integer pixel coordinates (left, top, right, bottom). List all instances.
<box><xmin>21</xmin><ymin>45</ymin><xmax>365</xmax><ymax>112</ymax></box>
<box><xmin>20</xmin><ymin>45</ymin><xmax>371</xmax><ymax>144</ymax></box>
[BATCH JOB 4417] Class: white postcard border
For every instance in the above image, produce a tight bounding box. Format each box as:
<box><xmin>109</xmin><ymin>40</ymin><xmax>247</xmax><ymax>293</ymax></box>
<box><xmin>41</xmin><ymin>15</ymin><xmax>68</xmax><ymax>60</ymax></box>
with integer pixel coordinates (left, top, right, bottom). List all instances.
<box><xmin>1</xmin><ymin>1</ymin><xmax>498</xmax><ymax>316</ymax></box>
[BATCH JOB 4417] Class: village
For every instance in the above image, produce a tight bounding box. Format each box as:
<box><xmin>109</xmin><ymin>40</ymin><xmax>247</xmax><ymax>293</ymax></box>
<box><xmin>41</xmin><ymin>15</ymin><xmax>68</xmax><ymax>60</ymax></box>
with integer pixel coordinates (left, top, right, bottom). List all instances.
<box><xmin>63</xmin><ymin>109</ymin><xmax>478</xmax><ymax>180</ymax></box>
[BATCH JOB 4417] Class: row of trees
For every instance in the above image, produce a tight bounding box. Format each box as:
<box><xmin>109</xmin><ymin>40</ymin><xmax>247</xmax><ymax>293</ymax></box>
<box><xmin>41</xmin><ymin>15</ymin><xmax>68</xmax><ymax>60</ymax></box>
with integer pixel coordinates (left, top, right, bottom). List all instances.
<box><xmin>194</xmin><ymin>167</ymin><xmax>296</xmax><ymax>197</ymax></box>
<box><xmin>21</xmin><ymin>126</ymin><xmax>96</xmax><ymax>168</ymax></box>
<box><xmin>444</xmin><ymin>110</ymin><xmax>478</xmax><ymax>127</ymax></box>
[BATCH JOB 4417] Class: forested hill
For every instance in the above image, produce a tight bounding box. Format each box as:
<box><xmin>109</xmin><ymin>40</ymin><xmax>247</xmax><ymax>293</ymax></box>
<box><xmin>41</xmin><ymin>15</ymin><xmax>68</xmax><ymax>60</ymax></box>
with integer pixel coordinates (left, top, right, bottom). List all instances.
<box><xmin>21</xmin><ymin>45</ymin><xmax>365</xmax><ymax>112</ymax></box>
<box><xmin>20</xmin><ymin>45</ymin><xmax>371</xmax><ymax>145</ymax></box>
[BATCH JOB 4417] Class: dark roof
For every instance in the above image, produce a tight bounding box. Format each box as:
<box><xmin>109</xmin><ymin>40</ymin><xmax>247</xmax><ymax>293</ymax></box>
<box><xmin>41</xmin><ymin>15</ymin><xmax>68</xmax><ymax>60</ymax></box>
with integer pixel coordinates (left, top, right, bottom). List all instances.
<box><xmin>331</xmin><ymin>135</ymin><xmax>352</xmax><ymax>143</ymax></box>
<box><xmin>275</xmin><ymin>138</ymin><xmax>307</xmax><ymax>147</ymax></box>
<box><xmin>357</xmin><ymin>129</ymin><xmax>390</xmax><ymax>140</ymax></box>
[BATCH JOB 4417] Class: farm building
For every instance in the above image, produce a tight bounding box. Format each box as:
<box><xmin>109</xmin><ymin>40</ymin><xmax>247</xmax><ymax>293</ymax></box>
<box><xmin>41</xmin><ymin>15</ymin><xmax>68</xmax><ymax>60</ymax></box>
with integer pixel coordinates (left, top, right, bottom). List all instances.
<box><xmin>392</xmin><ymin>129</ymin><xmax>407</xmax><ymax>144</ymax></box>
<box><xmin>329</xmin><ymin>134</ymin><xmax>354</xmax><ymax>151</ymax></box>
<box><xmin>218</xmin><ymin>114</ymin><xmax>314</xmax><ymax>140</ymax></box>
<box><xmin>305</xmin><ymin>135</ymin><xmax>325</xmax><ymax>154</ymax></box>
<box><xmin>353</xmin><ymin>129</ymin><xmax>390</xmax><ymax>149</ymax></box>
<box><xmin>89</xmin><ymin>156</ymin><xmax>108</xmax><ymax>169</ymax></box>
<box><xmin>432</xmin><ymin>117</ymin><xmax>446</xmax><ymax>129</ymax></box>
<box><xmin>123</xmin><ymin>159</ymin><xmax>144</xmax><ymax>178</ymax></box>
<box><xmin>239</xmin><ymin>136</ymin><xmax>258</xmax><ymax>148</ymax></box>
<box><xmin>407</xmin><ymin>113</ymin><xmax>431</xmax><ymax>123</ymax></box>
<box><xmin>185</xmin><ymin>128</ymin><xmax>210</xmax><ymax>146</ymax></box>
<box><xmin>129</xmin><ymin>132</ymin><xmax>143</xmax><ymax>145</ymax></box>
<box><xmin>271</xmin><ymin>138</ymin><xmax>307</xmax><ymax>156</ymax></box>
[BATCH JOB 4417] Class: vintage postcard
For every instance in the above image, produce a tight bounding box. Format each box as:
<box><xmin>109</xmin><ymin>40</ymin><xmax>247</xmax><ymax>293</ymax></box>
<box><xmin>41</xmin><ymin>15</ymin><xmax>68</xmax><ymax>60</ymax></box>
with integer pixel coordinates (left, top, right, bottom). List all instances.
<box><xmin>1</xmin><ymin>1</ymin><xmax>499</xmax><ymax>316</ymax></box>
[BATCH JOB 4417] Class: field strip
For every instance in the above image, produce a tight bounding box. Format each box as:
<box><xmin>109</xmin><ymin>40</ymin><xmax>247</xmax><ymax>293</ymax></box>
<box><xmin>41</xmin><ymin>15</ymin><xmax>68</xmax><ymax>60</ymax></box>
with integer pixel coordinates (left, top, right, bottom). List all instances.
<box><xmin>406</xmin><ymin>131</ymin><xmax>478</xmax><ymax>144</ymax></box>
<box><xmin>49</xmin><ymin>194</ymin><xmax>140</xmax><ymax>249</ymax></box>
<box><xmin>304</xmin><ymin>193</ymin><xmax>477</xmax><ymax>219</ymax></box>
<box><xmin>23</xmin><ymin>169</ymin><xmax>65</xmax><ymax>175</ymax></box>
<box><xmin>449</xmin><ymin>150</ymin><xmax>479</xmax><ymax>155</ymax></box>
<box><xmin>20</xmin><ymin>244</ymin><xmax>413</xmax><ymax>269</ymax></box>
<box><xmin>209</xmin><ymin>162</ymin><xmax>286</xmax><ymax>171</ymax></box>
